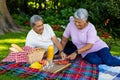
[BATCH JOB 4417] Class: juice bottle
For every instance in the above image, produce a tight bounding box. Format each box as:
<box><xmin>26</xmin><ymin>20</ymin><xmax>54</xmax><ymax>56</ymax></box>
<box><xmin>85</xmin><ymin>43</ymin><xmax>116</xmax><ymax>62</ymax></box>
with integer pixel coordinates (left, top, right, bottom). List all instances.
<box><xmin>47</xmin><ymin>45</ymin><xmax>54</xmax><ymax>62</ymax></box>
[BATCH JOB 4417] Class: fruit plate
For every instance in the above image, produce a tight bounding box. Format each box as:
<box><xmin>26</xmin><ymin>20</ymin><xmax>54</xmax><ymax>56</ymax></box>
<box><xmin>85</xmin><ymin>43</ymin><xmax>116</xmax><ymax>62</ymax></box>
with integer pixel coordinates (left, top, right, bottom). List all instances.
<box><xmin>42</xmin><ymin>61</ymin><xmax>71</xmax><ymax>74</ymax></box>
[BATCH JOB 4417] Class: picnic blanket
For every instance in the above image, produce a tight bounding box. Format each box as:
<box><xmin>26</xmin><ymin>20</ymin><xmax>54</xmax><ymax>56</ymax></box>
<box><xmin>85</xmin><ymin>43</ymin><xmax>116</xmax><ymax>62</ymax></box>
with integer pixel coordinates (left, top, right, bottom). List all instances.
<box><xmin>0</xmin><ymin>58</ymin><xmax>98</xmax><ymax>80</ymax></box>
<box><xmin>98</xmin><ymin>57</ymin><xmax>120</xmax><ymax>80</ymax></box>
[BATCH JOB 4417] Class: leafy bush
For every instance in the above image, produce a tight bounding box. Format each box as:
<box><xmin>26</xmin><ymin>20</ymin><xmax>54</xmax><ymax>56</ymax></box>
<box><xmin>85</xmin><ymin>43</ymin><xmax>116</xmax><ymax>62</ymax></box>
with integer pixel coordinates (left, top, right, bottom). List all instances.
<box><xmin>106</xmin><ymin>0</ymin><xmax>120</xmax><ymax>38</ymax></box>
<box><xmin>39</xmin><ymin>7</ymin><xmax>75</xmax><ymax>26</ymax></box>
<box><xmin>10</xmin><ymin>0</ymin><xmax>120</xmax><ymax>38</ymax></box>
<box><xmin>97</xmin><ymin>27</ymin><xmax>115</xmax><ymax>47</ymax></box>
<box><xmin>12</xmin><ymin>13</ymin><xmax>30</xmax><ymax>30</ymax></box>
<box><xmin>87</xmin><ymin>0</ymin><xmax>120</xmax><ymax>38</ymax></box>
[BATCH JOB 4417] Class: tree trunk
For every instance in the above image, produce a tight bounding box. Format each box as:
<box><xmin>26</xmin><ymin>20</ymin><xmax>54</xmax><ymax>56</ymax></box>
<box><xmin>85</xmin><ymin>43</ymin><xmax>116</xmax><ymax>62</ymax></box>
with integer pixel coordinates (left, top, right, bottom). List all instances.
<box><xmin>0</xmin><ymin>0</ymin><xmax>23</xmax><ymax>35</ymax></box>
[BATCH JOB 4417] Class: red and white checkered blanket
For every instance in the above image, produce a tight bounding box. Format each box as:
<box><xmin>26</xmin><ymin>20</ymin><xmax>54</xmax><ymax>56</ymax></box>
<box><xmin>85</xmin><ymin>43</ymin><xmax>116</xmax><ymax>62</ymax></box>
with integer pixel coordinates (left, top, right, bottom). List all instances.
<box><xmin>2</xmin><ymin>46</ymin><xmax>32</xmax><ymax>63</ymax></box>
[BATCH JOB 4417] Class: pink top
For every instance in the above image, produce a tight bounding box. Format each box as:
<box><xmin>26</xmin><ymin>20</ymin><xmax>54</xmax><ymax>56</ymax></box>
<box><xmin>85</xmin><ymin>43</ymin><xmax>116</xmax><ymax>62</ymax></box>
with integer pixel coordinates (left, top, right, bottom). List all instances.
<box><xmin>63</xmin><ymin>20</ymin><xmax>108</xmax><ymax>58</ymax></box>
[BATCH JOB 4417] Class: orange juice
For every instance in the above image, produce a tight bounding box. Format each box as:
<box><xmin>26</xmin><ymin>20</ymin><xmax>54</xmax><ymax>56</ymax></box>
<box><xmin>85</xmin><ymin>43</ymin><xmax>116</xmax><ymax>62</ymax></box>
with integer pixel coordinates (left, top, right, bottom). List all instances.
<box><xmin>47</xmin><ymin>45</ymin><xmax>54</xmax><ymax>61</ymax></box>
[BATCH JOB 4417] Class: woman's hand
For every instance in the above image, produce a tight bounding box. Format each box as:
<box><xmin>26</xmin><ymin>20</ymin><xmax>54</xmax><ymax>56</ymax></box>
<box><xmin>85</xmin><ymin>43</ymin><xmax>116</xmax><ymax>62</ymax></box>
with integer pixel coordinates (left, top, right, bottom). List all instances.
<box><xmin>59</xmin><ymin>52</ymin><xmax>67</xmax><ymax>60</ymax></box>
<box><xmin>67</xmin><ymin>52</ymin><xmax>77</xmax><ymax>60</ymax></box>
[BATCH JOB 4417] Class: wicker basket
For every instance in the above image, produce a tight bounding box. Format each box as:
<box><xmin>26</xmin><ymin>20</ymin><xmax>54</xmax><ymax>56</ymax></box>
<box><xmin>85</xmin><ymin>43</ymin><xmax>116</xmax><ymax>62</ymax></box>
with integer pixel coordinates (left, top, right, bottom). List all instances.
<box><xmin>28</xmin><ymin>48</ymin><xmax>45</xmax><ymax>64</ymax></box>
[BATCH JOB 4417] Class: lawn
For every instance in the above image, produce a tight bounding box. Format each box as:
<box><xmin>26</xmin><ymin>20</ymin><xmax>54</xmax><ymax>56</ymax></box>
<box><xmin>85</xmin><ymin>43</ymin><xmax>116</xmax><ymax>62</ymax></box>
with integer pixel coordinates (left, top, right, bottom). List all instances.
<box><xmin>0</xmin><ymin>31</ymin><xmax>120</xmax><ymax>80</ymax></box>
<box><xmin>0</xmin><ymin>31</ymin><xmax>120</xmax><ymax>60</ymax></box>
<box><xmin>0</xmin><ymin>31</ymin><xmax>64</xmax><ymax>61</ymax></box>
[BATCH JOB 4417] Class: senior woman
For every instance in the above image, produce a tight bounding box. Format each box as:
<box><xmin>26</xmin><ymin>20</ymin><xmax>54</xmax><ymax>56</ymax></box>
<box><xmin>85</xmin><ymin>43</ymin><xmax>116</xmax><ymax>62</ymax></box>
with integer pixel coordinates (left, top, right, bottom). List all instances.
<box><xmin>25</xmin><ymin>15</ymin><xmax>64</xmax><ymax>56</ymax></box>
<box><xmin>60</xmin><ymin>8</ymin><xmax>120</xmax><ymax>66</ymax></box>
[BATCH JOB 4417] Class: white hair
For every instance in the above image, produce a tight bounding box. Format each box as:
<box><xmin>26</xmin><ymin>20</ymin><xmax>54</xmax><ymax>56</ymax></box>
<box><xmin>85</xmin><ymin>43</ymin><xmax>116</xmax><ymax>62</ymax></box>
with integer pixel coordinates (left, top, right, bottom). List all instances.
<box><xmin>30</xmin><ymin>15</ymin><xmax>43</xmax><ymax>27</ymax></box>
<box><xmin>74</xmin><ymin>8</ymin><xmax>88</xmax><ymax>21</ymax></box>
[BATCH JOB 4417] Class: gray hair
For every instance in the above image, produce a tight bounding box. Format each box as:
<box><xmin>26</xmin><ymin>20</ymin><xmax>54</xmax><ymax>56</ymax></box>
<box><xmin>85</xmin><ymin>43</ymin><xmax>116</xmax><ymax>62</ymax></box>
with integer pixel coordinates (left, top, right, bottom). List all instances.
<box><xmin>30</xmin><ymin>15</ymin><xmax>43</xmax><ymax>27</ymax></box>
<box><xmin>74</xmin><ymin>8</ymin><xmax>88</xmax><ymax>21</ymax></box>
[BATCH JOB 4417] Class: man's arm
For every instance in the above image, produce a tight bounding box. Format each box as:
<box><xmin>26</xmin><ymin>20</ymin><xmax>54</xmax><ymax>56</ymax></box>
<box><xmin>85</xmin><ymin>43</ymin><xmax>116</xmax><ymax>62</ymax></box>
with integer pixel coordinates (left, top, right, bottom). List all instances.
<box><xmin>51</xmin><ymin>36</ymin><xmax>67</xmax><ymax>59</ymax></box>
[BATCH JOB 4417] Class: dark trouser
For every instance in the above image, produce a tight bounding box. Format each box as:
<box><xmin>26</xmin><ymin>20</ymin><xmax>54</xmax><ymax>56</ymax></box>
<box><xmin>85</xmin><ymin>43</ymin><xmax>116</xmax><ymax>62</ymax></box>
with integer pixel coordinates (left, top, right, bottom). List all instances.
<box><xmin>63</xmin><ymin>41</ymin><xmax>77</xmax><ymax>55</ymax></box>
<box><xmin>55</xmin><ymin>41</ymin><xmax>82</xmax><ymax>59</ymax></box>
<box><xmin>84</xmin><ymin>47</ymin><xmax>120</xmax><ymax>66</ymax></box>
<box><xmin>55</xmin><ymin>41</ymin><xmax>77</xmax><ymax>55</ymax></box>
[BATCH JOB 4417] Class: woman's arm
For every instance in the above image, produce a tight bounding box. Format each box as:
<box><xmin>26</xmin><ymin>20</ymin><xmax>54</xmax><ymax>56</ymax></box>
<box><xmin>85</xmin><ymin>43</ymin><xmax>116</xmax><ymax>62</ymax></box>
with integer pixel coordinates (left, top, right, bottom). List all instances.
<box><xmin>77</xmin><ymin>43</ymin><xmax>93</xmax><ymax>54</ymax></box>
<box><xmin>61</xmin><ymin>36</ymin><xmax>69</xmax><ymax>49</ymax></box>
<box><xmin>67</xmin><ymin>43</ymin><xmax>93</xmax><ymax>60</ymax></box>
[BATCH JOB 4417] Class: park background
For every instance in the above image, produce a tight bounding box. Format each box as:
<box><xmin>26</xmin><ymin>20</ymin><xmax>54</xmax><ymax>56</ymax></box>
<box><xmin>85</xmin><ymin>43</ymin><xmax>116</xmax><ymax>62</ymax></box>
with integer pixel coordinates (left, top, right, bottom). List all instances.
<box><xmin>0</xmin><ymin>0</ymin><xmax>120</xmax><ymax>79</ymax></box>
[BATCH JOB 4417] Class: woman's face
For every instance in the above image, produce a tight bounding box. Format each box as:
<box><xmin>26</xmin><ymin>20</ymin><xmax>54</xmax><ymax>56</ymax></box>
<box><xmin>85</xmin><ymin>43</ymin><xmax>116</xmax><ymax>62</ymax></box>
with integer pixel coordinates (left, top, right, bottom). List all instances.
<box><xmin>74</xmin><ymin>18</ymin><xmax>87</xmax><ymax>30</ymax></box>
<box><xmin>32</xmin><ymin>20</ymin><xmax>44</xmax><ymax>34</ymax></box>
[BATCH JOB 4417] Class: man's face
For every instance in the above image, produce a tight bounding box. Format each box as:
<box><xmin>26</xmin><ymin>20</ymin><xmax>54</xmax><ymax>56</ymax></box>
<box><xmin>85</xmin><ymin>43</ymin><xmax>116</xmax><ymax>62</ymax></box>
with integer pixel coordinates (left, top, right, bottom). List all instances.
<box><xmin>32</xmin><ymin>20</ymin><xmax>44</xmax><ymax>34</ymax></box>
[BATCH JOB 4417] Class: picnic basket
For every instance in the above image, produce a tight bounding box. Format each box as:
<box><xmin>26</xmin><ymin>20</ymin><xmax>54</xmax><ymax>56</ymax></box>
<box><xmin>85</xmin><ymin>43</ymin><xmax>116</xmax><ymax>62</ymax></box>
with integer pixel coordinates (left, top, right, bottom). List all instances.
<box><xmin>27</xmin><ymin>48</ymin><xmax>45</xmax><ymax>64</ymax></box>
<box><xmin>9</xmin><ymin>44</ymin><xmax>46</xmax><ymax>64</ymax></box>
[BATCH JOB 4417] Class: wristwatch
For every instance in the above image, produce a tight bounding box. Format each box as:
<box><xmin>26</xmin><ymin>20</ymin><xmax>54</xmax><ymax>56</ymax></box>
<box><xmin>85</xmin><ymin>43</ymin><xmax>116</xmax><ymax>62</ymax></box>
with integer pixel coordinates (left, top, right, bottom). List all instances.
<box><xmin>59</xmin><ymin>50</ymin><xmax>64</xmax><ymax>53</ymax></box>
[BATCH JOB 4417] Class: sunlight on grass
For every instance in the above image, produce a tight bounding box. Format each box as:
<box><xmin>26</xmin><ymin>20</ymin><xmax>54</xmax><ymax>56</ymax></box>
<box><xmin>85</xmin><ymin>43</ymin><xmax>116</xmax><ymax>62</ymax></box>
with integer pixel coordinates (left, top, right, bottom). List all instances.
<box><xmin>0</xmin><ymin>39</ymin><xmax>25</xmax><ymax>43</ymax></box>
<box><xmin>111</xmin><ymin>45</ymin><xmax>120</xmax><ymax>56</ymax></box>
<box><xmin>0</xmin><ymin>46</ymin><xmax>8</xmax><ymax>50</ymax></box>
<box><xmin>0</xmin><ymin>38</ymin><xmax>25</xmax><ymax>53</ymax></box>
<box><xmin>111</xmin><ymin>51</ymin><xmax>120</xmax><ymax>56</ymax></box>
<box><xmin>0</xmin><ymin>38</ymin><xmax>26</xmax><ymax>58</ymax></box>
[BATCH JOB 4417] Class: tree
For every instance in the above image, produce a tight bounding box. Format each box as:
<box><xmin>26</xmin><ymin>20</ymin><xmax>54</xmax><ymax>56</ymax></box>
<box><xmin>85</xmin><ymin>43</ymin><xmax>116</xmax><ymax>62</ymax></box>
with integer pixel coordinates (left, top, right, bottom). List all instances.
<box><xmin>0</xmin><ymin>0</ymin><xmax>22</xmax><ymax>35</ymax></box>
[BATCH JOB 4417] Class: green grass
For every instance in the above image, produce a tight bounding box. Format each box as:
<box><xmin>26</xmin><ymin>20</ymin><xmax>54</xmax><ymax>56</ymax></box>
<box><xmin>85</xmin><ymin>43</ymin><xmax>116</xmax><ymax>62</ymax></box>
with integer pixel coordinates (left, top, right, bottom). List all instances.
<box><xmin>0</xmin><ymin>32</ymin><xmax>27</xmax><ymax>60</ymax></box>
<box><xmin>0</xmin><ymin>31</ymin><xmax>120</xmax><ymax>60</ymax></box>
<box><xmin>0</xmin><ymin>74</ymin><xmax>29</xmax><ymax>80</ymax></box>
<box><xmin>0</xmin><ymin>31</ymin><xmax>120</xmax><ymax>80</ymax></box>
<box><xmin>0</xmin><ymin>31</ymin><xmax>28</xmax><ymax>80</ymax></box>
<box><xmin>110</xmin><ymin>44</ymin><xmax>120</xmax><ymax>56</ymax></box>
